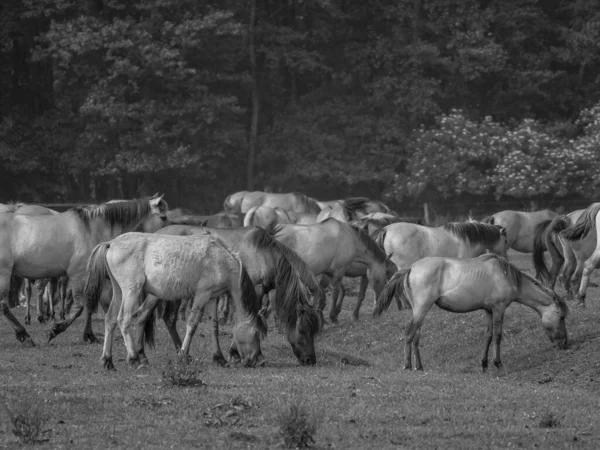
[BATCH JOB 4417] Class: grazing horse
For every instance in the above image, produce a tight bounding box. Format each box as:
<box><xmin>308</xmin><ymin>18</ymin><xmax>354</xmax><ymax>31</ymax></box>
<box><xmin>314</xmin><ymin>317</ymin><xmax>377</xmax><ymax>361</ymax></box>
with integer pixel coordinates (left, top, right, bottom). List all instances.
<box><xmin>223</xmin><ymin>190</ymin><xmax>250</xmax><ymax>213</ymax></box>
<box><xmin>133</xmin><ymin>223</ymin><xmax>323</xmax><ymax>365</ymax></box>
<box><xmin>244</xmin><ymin>205</ymin><xmax>293</xmax><ymax>228</ymax></box>
<box><xmin>84</xmin><ymin>232</ymin><xmax>268</xmax><ymax>370</ymax></box>
<box><xmin>0</xmin><ymin>195</ymin><xmax>168</xmax><ymax>346</ymax></box>
<box><xmin>372</xmin><ymin>221</ymin><xmax>508</xmax><ymax>270</ymax></box>
<box><xmin>240</xmin><ymin>191</ymin><xmax>321</xmax><ymax>214</ymax></box>
<box><xmin>170</xmin><ymin>212</ymin><xmax>243</xmax><ymax>228</ymax></box>
<box><xmin>532</xmin><ymin>209</ymin><xmax>585</xmax><ymax>290</ymax></box>
<box><xmin>271</xmin><ymin>219</ymin><xmax>397</xmax><ymax>323</ymax></box>
<box><xmin>482</xmin><ymin>210</ymin><xmax>558</xmax><ymax>253</ymax></box>
<box><xmin>559</xmin><ymin>203</ymin><xmax>600</xmax><ymax>306</ymax></box>
<box><xmin>374</xmin><ymin>254</ymin><xmax>568</xmax><ymax>371</ymax></box>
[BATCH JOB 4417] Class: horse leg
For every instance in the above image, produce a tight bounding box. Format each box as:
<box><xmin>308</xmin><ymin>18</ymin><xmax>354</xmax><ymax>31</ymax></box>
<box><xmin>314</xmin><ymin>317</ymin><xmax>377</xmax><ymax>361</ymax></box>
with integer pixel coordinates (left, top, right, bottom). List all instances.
<box><xmin>48</xmin><ymin>278</ymin><xmax>59</xmax><ymax>320</ymax></box>
<box><xmin>352</xmin><ymin>276</ymin><xmax>369</xmax><ymax>321</ymax></box>
<box><xmin>576</xmin><ymin>251</ymin><xmax>600</xmax><ymax>307</ymax></box>
<box><xmin>481</xmin><ymin>311</ymin><xmax>493</xmax><ymax>372</ymax></box>
<box><xmin>162</xmin><ymin>301</ymin><xmax>183</xmax><ymax>351</ymax></box>
<box><xmin>35</xmin><ymin>279</ymin><xmax>47</xmax><ymax>323</ymax></box>
<box><xmin>179</xmin><ymin>293</ymin><xmax>214</xmax><ymax>362</ymax></box>
<box><xmin>404</xmin><ymin>306</ymin><xmax>429</xmax><ymax>370</ymax></box>
<box><xmin>317</xmin><ymin>276</ymin><xmax>329</xmax><ymax>318</ymax></box>
<box><xmin>1</xmin><ymin>273</ymin><xmax>35</xmax><ymax>346</ymax></box>
<box><xmin>24</xmin><ymin>278</ymin><xmax>32</xmax><ymax>325</ymax></box>
<box><xmin>117</xmin><ymin>288</ymin><xmax>144</xmax><ymax>368</ymax></box>
<box><xmin>329</xmin><ymin>275</ymin><xmax>345</xmax><ymax>324</ymax></box>
<box><xmin>491</xmin><ymin>314</ymin><xmax>504</xmax><ymax>369</ymax></box>
<box><xmin>48</xmin><ymin>278</ymin><xmax>94</xmax><ymax>343</ymax></box>
<box><xmin>100</xmin><ymin>284</ymin><xmax>121</xmax><ymax>371</ymax></box>
<box><xmin>179</xmin><ymin>297</ymin><xmax>189</xmax><ymax>321</ymax></box>
<box><xmin>134</xmin><ymin>294</ymin><xmax>163</xmax><ymax>366</ymax></box>
<box><xmin>58</xmin><ymin>277</ymin><xmax>67</xmax><ymax>320</ymax></box>
<box><xmin>218</xmin><ymin>293</ymin><xmax>230</xmax><ymax>325</ymax></box>
<box><xmin>412</xmin><ymin>327</ymin><xmax>423</xmax><ymax>371</ymax></box>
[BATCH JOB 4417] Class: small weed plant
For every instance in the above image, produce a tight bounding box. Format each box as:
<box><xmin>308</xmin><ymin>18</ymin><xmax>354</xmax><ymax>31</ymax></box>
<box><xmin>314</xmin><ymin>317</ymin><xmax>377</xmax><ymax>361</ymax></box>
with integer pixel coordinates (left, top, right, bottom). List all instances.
<box><xmin>277</xmin><ymin>401</ymin><xmax>317</xmax><ymax>449</ymax></box>
<box><xmin>539</xmin><ymin>412</ymin><xmax>560</xmax><ymax>428</ymax></box>
<box><xmin>5</xmin><ymin>396</ymin><xmax>50</xmax><ymax>444</ymax></box>
<box><xmin>162</xmin><ymin>358</ymin><xmax>205</xmax><ymax>387</ymax></box>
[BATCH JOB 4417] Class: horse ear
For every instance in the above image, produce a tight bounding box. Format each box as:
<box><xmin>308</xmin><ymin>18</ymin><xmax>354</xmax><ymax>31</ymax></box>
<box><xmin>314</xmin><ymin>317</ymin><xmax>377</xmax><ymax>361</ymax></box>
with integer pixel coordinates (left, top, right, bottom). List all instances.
<box><xmin>386</xmin><ymin>253</ymin><xmax>393</xmax><ymax>261</ymax></box>
<box><xmin>152</xmin><ymin>192</ymin><xmax>159</xmax><ymax>198</ymax></box>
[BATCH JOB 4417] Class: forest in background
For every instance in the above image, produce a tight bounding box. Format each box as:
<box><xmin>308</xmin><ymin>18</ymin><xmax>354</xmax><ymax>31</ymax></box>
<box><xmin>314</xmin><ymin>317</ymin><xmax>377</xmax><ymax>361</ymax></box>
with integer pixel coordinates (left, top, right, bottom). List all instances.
<box><xmin>1</xmin><ymin>0</ymin><xmax>600</xmax><ymax>215</ymax></box>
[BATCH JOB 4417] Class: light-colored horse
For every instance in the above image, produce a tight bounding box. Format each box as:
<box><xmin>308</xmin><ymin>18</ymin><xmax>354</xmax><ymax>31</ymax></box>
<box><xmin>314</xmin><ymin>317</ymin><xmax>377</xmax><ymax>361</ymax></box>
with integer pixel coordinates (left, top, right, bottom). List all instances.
<box><xmin>222</xmin><ymin>191</ymin><xmax>250</xmax><ymax>213</ymax></box>
<box><xmin>371</xmin><ymin>221</ymin><xmax>509</xmax><ymax>270</ymax></box>
<box><xmin>239</xmin><ymin>191</ymin><xmax>321</xmax><ymax>214</ymax></box>
<box><xmin>0</xmin><ymin>195</ymin><xmax>168</xmax><ymax>346</ymax></box>
<box><xmin>132</xmin><ymin>223</ymin><xmax>323</xmax><ymax>366</ymax></box>
<box><xmin>374</xmin><ymin>254</ymin><xmax>568</xmax><ymax>371</ymax></box>
<box><xmin>315</xmin><ymin>197</ymin><xmax>393</xmax><ymax>215</ymax></box>
<box><xmin>532</xmin><ymin>209</ymin><xmax>585</xmax><ymax>290</ymax></box>
<box><xmin>272</xmin><ymin>219</ymin><xmax>397</xmax><ymax>323</ymax></box>
<box><xmin>84</xmin><ymin>232</ymin><xmax>267</xmax><ymax>370</ymax></box>
<box><xmin>559</xmin><ymin>203</ymin><xmax>600</xmax><ymax>306</ymax></box>
<box><xmin>244</xmin><ymin>205</ymin><xmax>293</xmax><ymax>228</ymax></box>
<box><xmin>482</xmin><ymin>209</ymin><xmax>558</xmax><ymax>253</ymax></box>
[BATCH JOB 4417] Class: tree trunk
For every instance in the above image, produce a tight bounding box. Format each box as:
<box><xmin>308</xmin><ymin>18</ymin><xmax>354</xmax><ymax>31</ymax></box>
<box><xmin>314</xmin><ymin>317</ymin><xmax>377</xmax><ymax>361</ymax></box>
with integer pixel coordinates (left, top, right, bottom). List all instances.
<box><xmin>247</xmin><ymin>0</ymin><xmax>259</xmax><ymax>191</ymax></box>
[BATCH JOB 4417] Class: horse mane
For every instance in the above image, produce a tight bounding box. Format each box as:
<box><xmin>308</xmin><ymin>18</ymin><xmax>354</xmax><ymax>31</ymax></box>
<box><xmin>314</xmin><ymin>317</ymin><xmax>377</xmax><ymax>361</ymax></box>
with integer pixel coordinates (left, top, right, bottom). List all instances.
<box><xmin>352</xmin><ymin>215</ymin><xmax>423</xmax><ymax>230</ymax></box>
<box><xmin>248</xmin><ymin>224</ymin><xmax>322</xmax><ymax>337</ymax></box>
<box><xmin>480</xmin><ymin>254</ymin><xmax>568</xmax><ymax>317</ymax></box>
<box><xmin>562</xmin><ymin>203</ymin><xmax>600</xmax><ymax>241</ymax></box>
<box><xmin>342</xmin><ymin>197</ymin><xmax>369</xmax><ymax>218</ymax></box>
<box><xmin>70</xmin><ymin>197</ymin><xmax>164</xmax><ymax>231</ymax></box>
<box><xmin>443</xmin><ymin>221</ymin><xmax>505</xmax><ymax>245</ymax></box>
<box><xmin>1</xmin><ymin>201</ymin><xmax>25</xmax><ymax>212</ymax></box>
<box><xmin>349</xmin><ymin>224</ymin><xmax>387</xmax><ymax>261</ymax></box>
<box><xmin>292</xmin><ymin>192</ymin><xmax>321</xmax><ymax>212</ymax></box>
<box><xmin>370</xmin><ymin>227</ymin><xmax>387</xmax><ymax>250</ymax></box>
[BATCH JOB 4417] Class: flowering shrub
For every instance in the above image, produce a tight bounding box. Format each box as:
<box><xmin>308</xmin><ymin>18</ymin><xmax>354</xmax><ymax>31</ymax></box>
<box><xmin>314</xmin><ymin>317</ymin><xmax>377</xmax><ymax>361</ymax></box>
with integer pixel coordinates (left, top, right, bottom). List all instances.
<box><xmin>398</xmin><ymin>105</ymin><xmax>600</xmax><ymax>200</ymax></box>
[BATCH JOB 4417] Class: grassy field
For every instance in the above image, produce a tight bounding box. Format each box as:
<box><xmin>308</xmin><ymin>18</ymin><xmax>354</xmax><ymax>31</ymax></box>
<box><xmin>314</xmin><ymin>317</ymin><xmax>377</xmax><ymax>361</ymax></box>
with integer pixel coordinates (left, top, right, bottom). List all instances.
<box><xmin>2</xmin><ymin>251</ymin><xmax>600</xmax><ymax>449</ymax></box>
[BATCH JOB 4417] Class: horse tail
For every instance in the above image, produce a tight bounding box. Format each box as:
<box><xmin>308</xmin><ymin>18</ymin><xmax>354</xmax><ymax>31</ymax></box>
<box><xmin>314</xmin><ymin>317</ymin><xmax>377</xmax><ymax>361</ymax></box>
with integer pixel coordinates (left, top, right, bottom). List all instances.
<box><xmin>84</xmin><ymin>242</ymin><xmax>111</xmax><ymax>314</ymax></box>
<box><xmin>562</xmin><ymin>203</ymin><xmax>600</xmax><ymax>241</ymax></box>
<box><xmin>373</xmin><ymin>268</ymin><xmax>411</xmax><ymax>317</ymax></box>
<box><xmin>532</xmin><ymin>219</ymin><xmax>552</xmax><ymax>283</ymax></box>
<box><xmin>481</xmin><ymin>215</ymin><xmax>494</xmax><ymax>225</ymax></box>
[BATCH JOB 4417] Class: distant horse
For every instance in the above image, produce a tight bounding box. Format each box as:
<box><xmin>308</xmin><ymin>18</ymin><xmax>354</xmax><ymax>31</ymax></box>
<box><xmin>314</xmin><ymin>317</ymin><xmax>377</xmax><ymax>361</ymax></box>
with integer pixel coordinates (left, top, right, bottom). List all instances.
<box><xmin>482</xmin><ymin>210</ymin><xmax>558</xmax><ymax>253</ymax></box>
<box><xmin>240</xmin><ymin>191</ymin><xmax>321</xmax><ymax>214</ymax></box>
<box><xmin>84</xmin><ymin>232</ymin><xmax>268</xmax><ymax>370</ymax></box>
<box><xmin>133</xmin><ymin>223</ymin><xmax>323</xmax><ymax>366</ymax></box>
<box><xmin>316</xmin><ymin>197</ymin><xmax>370</xmax><ymax>223</ymax></box>
<box><xmin>166</xmin><ymin>207</ymin><xmax>195</xmax><ymax>221</ymax></box>
<box><xmin>0</xmin><ymin>195</ymin><xmax>168</xmax><ymax>346</ymax></box>
<box><xmin>223</xmin><ymin>190</ymin><xmax>250</xmax><ymax>213</ymax></box>
<box><xmin>244</xmin><ymin>205</ymin><xmax>293</xmax><ymax>228</ymax></box>
<box><xmin>532</xmin><ymin>209</ymin><xmax>585</xmax><ymax>289</ymax></box>
<box><xmin>315</xmin><ymin>197</ymin><xmax>393</xmax><ymax>215</ymax></box>
<box><xmin>374</xmin><ymin>254</ymin><xmax>568</xmax><ymax>371</ymax></box>
<box><xmin>170</xmin><ymin>212</ymin><xmax>243</xmax><ymax>228</ymax></box>
<box><xmin>272</xmin><ymin>219</ymin><xmax>397</xmax><ymax>323</ymax></box>
<box><xmin>371</xmin><ymin>221</ymin><xmax>508</xmax><ymax>270</ymax></box>
<box><xmin>559</xmin><ymin>203</ymin><xmax>600</xmax><ymax>306</ymax></box>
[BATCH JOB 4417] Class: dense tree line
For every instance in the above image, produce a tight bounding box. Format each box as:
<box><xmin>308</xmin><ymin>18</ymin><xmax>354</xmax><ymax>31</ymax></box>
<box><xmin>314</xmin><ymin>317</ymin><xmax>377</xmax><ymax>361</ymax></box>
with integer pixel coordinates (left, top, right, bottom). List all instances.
<box><xmin>1</xmin><ymin>0</ymin><xmax>599</xmax><ymax>212</ymax></box>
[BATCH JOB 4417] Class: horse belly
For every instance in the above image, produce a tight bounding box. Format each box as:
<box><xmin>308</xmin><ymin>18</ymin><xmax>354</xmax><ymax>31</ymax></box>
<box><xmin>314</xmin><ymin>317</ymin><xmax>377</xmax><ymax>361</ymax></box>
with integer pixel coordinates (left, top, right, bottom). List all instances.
<box><xmin>435</xmin><ymin>296</ymin><xmax>484</xmax><ymax>313</ymax></box>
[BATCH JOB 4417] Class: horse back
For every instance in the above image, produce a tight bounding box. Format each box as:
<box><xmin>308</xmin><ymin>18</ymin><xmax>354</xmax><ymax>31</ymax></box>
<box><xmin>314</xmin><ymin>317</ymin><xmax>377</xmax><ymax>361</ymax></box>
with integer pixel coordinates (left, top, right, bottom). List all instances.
<box><xmin>1</xmin><ymin>213</ymin><xmax>82</xmax><ymax>278</ymax></box>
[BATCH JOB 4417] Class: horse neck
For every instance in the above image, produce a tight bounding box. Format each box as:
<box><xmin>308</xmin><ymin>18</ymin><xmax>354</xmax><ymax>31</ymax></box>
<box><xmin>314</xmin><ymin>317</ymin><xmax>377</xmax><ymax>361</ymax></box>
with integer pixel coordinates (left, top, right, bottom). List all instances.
<box><xmin>516</xmin><ymin>278</ymin><xmax>555</xmax><ymax>317</ymax></box>
<box><xmin>89</xmin><ymin>218</ymin><xmax>140</xmax><ymax>242</ymax></box>
<box><xmin>456</xmin><ymin>240</ymin><xmax>491</xmax><ymax>258</ymax></box>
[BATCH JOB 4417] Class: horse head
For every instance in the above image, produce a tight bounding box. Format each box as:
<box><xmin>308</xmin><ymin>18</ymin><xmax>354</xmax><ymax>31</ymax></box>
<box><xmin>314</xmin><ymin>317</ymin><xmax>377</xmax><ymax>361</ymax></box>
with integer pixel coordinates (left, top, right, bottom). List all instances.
<box><xmin>142</xmin><ymin>194</ymin><xmax>169</xmax><ymax>232</ymax></box>
<box><xmin>541</xmin><ymin>292</ymin><xmax>568</xmax><ymax>349</ymax></box>
<box><xmin>287</xmin><ymin>304</ymin><xmax>322</xmax><ymax>366</ymax></box>
<box><xmin>229</xmin><ymin>320</ymin><xmax>265</xmax><ymax>367</ymax></box>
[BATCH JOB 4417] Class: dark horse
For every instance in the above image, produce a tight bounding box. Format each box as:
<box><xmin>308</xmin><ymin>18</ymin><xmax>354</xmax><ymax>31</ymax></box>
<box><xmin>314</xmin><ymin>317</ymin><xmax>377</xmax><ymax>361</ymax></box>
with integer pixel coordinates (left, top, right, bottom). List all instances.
<box><xmin>0</xmin><ymin>195</ymin><xmax>168</xmax><ymax>346</ymax></box>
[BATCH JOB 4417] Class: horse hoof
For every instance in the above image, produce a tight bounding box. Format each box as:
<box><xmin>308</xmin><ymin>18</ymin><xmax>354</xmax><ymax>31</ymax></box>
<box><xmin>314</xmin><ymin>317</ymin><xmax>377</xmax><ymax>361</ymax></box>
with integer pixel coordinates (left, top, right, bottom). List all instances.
<box><xmin>22</xmin><ymin>338</ymin><xmax>36</xmax><ymax>348</ymax></box>
<box><xmin>83</xmin><ymin>333</ymin><xmax>101</xmax><ymax>344</ymax></box>
<box><xmin>102</xmin><ymin>358</ymin><xmax>116</xmax><ymax>371</ymax></box>
<box><xmin>46</xmin><ymin>330</ymin><xmax>57</xmax><ymax>343</ymax></box>
<box><xmin>213</xmin><ymin>354</ymin><xmax>227</xmax><ymax>366</ymax></box>
<box><xmin>37</xmin><ymin>316</ymin><xmax>45</xmax><ymax>324</ymax></box>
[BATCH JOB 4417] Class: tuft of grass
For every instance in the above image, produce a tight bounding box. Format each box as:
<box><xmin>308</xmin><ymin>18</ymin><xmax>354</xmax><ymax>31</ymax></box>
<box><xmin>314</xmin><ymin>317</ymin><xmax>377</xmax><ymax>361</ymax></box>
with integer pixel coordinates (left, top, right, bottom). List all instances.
<box><xmin>539</xmin><ymin>412</ymin><xmax>560</xmax><ymax>428</ymax></box>
<box><xmin>5</xmin><ymin>396</ymin><xmax>50</xmax><ymax>444</ymax></box>
<box><xmin>162</xmin><ymin>358</ymin><xmax>205</xmax><ymax>387</ymax></box>
<box><xmin>277</xmin><ymin>401</ymin><xmax>317</xmax><ymax>449</ymax></box>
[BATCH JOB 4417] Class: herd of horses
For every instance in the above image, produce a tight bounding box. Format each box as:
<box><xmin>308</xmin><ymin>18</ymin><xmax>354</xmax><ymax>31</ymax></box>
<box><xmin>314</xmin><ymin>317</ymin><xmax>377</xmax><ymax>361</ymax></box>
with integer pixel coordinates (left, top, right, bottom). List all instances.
<box><xmin>1</xmin><ymin>191</ymin><xmax>599</xmax><ymax>372</ymax></box>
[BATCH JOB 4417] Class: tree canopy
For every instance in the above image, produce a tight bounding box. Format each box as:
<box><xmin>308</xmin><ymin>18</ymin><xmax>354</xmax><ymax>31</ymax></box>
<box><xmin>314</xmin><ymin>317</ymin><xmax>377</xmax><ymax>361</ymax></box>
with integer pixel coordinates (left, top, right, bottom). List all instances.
<box><xmin>1</xmin><ymin>0</ymin><xmax>600</xmax><ymax>212</ymax></box>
